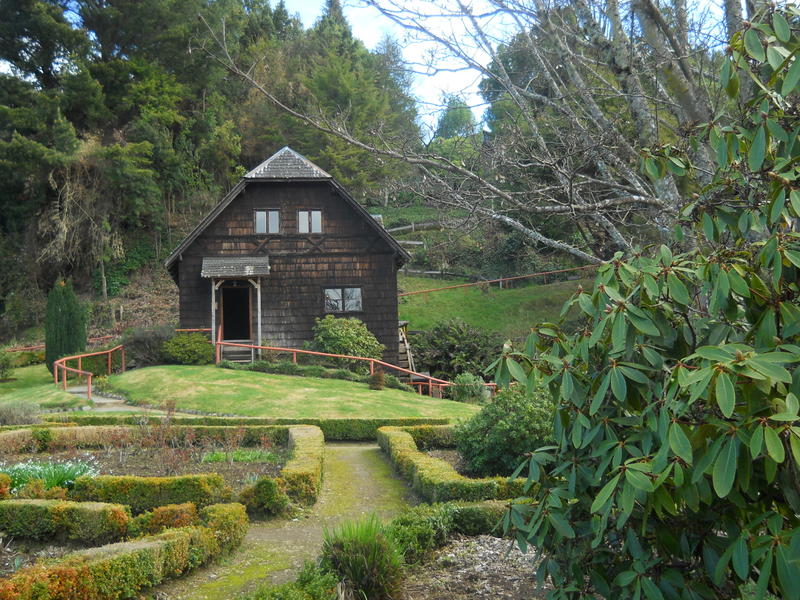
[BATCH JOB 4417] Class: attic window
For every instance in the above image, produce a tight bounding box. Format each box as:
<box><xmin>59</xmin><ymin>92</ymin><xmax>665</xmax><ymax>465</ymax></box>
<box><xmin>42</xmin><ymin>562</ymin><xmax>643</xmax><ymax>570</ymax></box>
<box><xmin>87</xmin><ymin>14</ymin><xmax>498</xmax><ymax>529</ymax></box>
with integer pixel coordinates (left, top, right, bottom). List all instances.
<box><xmin>299</xmin><ymin>210</ymin><xmax>322</xmax><ymax>234</ymax></box>
<box><xmin>324</xmin><ymin>287</ymin><xmax>362</xmax><ymax>313</ymax></box>
<box><xmin>255</xmin><ymin>210</ymin><xmax>279</xmax><ymax>234</ymax></box>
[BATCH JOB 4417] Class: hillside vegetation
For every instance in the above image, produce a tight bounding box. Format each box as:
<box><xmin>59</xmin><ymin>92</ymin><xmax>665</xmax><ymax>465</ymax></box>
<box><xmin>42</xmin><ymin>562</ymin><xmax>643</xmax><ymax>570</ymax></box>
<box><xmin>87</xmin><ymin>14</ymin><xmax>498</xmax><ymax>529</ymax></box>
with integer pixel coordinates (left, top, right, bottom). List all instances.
<box><xmin>398</xmin><ymin>275</ymin><xmax>592</xmax><ymax>340</ymax></box>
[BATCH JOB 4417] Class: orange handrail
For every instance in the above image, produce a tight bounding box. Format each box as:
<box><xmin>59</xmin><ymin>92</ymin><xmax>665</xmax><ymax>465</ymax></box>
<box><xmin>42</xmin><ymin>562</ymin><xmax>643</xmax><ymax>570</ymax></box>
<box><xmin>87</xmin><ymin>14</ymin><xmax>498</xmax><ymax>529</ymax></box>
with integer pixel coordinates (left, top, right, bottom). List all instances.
<box><xmin>214</xmin><ymin>340</ymin><xmax>496</xmax><ymax>397</ymax></box>
<box><xmin>53</xmin><ymin>345</ymin><xmax>126</xmax><ymax>403</ymax></box>
<box><xmin>398</xmin><ymin>264</ymin><xmax>597</xmax><ymax>297</ymax></box>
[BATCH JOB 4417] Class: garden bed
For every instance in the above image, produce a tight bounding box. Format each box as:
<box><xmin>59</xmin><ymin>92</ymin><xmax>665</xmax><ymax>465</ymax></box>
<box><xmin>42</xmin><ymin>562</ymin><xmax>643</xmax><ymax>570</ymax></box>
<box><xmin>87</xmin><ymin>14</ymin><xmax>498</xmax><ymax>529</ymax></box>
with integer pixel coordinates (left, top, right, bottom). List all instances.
<box><xmin>0</xmin><ymin>539</ymin><xmax>75</xmax><ymax>578</ymax></box>
<box><xmin>0</xmin><ymin>448</ymin><xmax>285</xmax><ymax>492</ymax></box>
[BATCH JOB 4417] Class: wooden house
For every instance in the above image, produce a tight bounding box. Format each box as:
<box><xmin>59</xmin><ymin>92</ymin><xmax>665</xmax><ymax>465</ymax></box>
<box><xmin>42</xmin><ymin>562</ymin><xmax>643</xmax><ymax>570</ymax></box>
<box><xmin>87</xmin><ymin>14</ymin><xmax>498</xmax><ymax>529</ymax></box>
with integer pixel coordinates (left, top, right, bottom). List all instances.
<box><xmin>164</xmin><ymin>147</ymin><xmax>410</xmax><ymax>365</ymax></box>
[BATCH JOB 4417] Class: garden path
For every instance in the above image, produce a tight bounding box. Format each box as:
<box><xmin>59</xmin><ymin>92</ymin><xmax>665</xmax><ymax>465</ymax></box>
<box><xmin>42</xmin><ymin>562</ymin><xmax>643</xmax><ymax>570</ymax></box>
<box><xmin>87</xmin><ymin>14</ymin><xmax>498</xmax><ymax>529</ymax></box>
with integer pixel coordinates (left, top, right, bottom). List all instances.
<box><xmin>156</xmin><ymin>442</ymin><xmax>417</xmax><ymax>599</ymax></box>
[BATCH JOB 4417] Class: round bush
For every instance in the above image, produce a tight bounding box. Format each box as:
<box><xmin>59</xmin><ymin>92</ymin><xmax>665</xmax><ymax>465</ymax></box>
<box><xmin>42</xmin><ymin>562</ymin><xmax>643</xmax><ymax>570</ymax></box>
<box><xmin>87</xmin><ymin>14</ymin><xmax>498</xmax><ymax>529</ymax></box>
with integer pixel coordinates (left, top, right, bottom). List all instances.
<box><xmin>161</xmin><ymin>333</ymin><xmax>214</xmax><ymax>365</ymax></box>
<box><xmin>121</xmin><ymin>325</ymin><xmax>175</xmax><ymax>367</ymax></box>
<box><xmin>454</xmin><ymin>386</ymin><xmax>554</xmax><ymax>477</ymax></box>
<box><xmin>308</xmin><ymin>315</ymin><xmax>384</xmax><ymax>372</ymax></box>
<box><xmin>448</xmin><ymin>372</ymin><xmax>487</xmax><ymax>403</ymax></box>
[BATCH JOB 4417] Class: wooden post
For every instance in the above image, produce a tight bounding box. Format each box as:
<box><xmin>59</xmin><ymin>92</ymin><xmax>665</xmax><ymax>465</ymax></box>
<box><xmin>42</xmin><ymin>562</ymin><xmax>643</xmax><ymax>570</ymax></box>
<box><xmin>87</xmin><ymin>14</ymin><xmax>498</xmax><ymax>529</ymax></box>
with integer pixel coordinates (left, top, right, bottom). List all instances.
<box><xmin>121</xmin><ymin>348</ymin><xmax>126</xmax><ymax>372</ymax></box>
<box><xmin>210</xmin><ymin>279</ymin><xmax>217</xmax><ymax>345</ymax></box>
<box><xmin>292</xmin><ymin>352</ymin><xmax>297</xmax><ymax>364</ymax></box>
<box><xmin>370</xmin><ymin>360</ymin><xmax>374</xmax><ymax>375</ymax></box>
<box><xmin>107</xmin><ymin>351</ymin><xmax>112</xmax><ymax>375</ymax></box>
<box><xmin>88</xmin><ymin>374</ymin><xmax>92</xmax><ymax>403</ymax></box>
<box><xmin>256</xmin><ymin>277</ymin><xmax>262</xmax><ymax>359</ymax></box>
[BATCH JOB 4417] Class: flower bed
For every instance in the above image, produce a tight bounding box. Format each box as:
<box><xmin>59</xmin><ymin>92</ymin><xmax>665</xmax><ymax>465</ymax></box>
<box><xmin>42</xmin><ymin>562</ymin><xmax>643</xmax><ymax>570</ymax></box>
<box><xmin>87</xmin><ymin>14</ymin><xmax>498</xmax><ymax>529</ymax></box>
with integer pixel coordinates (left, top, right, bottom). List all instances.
<box><xmin>377</xmin><ymin>426</ymin><xmax>527</xmax><ymax>503</ymax></box>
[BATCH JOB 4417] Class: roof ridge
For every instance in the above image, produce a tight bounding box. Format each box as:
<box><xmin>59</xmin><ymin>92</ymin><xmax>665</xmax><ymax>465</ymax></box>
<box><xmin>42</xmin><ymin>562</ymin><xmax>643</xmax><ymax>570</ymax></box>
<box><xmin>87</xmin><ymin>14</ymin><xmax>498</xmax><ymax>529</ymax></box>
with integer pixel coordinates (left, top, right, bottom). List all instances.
<box><xmin>244</xmin><ymin>146</ymin><xmax>332</xmax><ymax>179</ymax></box>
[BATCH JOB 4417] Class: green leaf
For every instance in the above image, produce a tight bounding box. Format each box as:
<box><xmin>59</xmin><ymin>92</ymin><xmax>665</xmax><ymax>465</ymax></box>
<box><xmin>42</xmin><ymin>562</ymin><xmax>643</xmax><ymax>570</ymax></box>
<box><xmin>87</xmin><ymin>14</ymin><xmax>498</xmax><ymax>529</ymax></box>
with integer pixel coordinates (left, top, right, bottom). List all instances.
<box><xmin>748</xmin><ymin>125</ymin><xmax>766</xmax><ymax>172</ymax></box>
<box><xmin>731</xmin><ymin>536</ymin><xmax>749</xmax><ymax>580</ymax></box>
<box><xmin>790</xmin><ymin>432</ymin><xmax>800</xmax><ymax>466</ymax></box>
<box><xmin>547</xmin><ymin>512</ymin><xmax>575</xmax><ymax>538</ymax></box>
<box><xmin>641</xmin><ymin>577</ymin><xmax>664</xmax><ymax>600</ymax></box>
<box><xmin>667</xmin><ymin>273</ymin><xmax>690</xmax><ymax>305</ymax></box>
<box><xmin>712</xmin><ymin>438</ymin><xmax>738</xmax><ymax>497</ymax></box>
<box><xmin>590</xmin><ymin>372</ymin><xmax>611</xmax><ymax>415</ymax></box>
<box><xmin>791</xmin><ymin>190</ymin><xmax>800</xmax><ymax>216</ymax></box>
<box><xmin>611</xmin><ymin>368</ymin><xmax>627</xmax><ymax>402</ymax></box>
<box><xmin>750</xmin><ymin>424</ymin><xmax>764</xmax><ymax>458</ymax></box>
<box><xmin>783</xmin><ymin>57</ymin><xmax>800</xmax><ymax>97</ymax></box>
<box><xmin>669</xmin><ymin>422</ymin><xmax>693</xmax><ymax>464</ymax></box>
<box><xmin>626</xmin><ymin>310</ymin><xmax>660</xmax><ymax>336</ymax></box>
<box><xmin>591</xmin><ymin>473</ymin><xmax>621</xmax><ymax>513</ymax></box>
<box><xmin>764</xmin><ymin>426</ymin><xmax>786</xmax><ymax>463</ymax></box>
<box><xmin>702</xmin><ymin>212</ymin><xmax>716</xmax><ymax>241</ymax></box>
<box><xmin>774</xmin><ymin>12</ymin><xmax>791</xmax><ymax>42</ymax></box>
<box><xmin>625</xmin><ymin>468</ymin><xmax>654</xmax><ymax>492</ymax></box>
<box><xmin>715</xmin><ymin>372</ymin><xmax>736</xmax><ymax>418</ymax></box>
<box><xmin>784</xmin><ymin>249</ymin><xmax>800</xmax><ymax>268</ymax></box>
<box><xmin>506</xmin><ymin>358</ymin><xmax>529</xmax><ymax>385</ymax></box>
<box><xmin>744</xmin><ymin>28</ymin><xmax>765</xmax><ymax>62</ymax></box>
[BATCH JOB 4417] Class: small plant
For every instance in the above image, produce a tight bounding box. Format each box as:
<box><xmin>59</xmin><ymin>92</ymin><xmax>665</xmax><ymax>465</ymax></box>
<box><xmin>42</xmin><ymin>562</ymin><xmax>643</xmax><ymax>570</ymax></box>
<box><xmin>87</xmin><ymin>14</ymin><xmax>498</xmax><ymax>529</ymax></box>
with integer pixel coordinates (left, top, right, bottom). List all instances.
<box><xmin>410</xmin><ymin>318</ymin><xmax>501</xmax><ymax>380</ymax></box>
<box><xmin>201</xmin><ymin>449</ymin><xmax>280</xmax><ymax>464</ymax></box>
<box><xmin>93</xmin><ymin>375</ymin><xmax>111</xmax><ymax>393</ymax></box>
<box><xmin>31</xmin><ymin>427</ymin><xmax>53</xmax><ymax>451</ymax></box>
<box><xmin>320</xmin><ymin>514</ymin><xmax>404</xmax><ymax>600</ymax></box>
<box><xmin>368</xmin><ymin>368</ymin><xmax>385</xmax><ymax>390</ymax></box>
<box><xmin>161</xmin><ymin>333</ymin><xmax>214</xmax><ymax>365</ymax></box>
<box><xmin>0</xmin><ymin>460</ymin><xmax>98</xmax><ymax>492</ymax></box>
<box><xmin>0</xmin><ymin>351</ymin><xmax>13</xmax><ymax>381</ymax></box>
<box><xmin>238</xmin><ymin>476</ymin><xmax>290</xmax><ymax>515</ymax></box>
<box><xmin>448</xmin><ymin>372</ymin><xmax>486</xmax><ymax>403</ymax></box>
<box><xmin>0</xmin><ymin>402</ymin><xmax>40</xmax><ymax>426</ymax></box>
<box><xmin>454</xmin><ymin>386</ymin><xmax>554</xmax><ymax>476</ymax></box>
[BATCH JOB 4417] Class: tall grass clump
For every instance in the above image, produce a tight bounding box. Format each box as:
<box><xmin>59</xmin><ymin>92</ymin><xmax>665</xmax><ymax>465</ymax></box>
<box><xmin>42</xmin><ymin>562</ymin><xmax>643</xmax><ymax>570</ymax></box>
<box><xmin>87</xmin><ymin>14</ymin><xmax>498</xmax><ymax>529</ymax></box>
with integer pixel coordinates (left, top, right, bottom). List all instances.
<box><xmin>320</xmin><ymin>514</ymin><xmax>403</xmax><ymax>600</ymax></box>
<box><xmin>0</xmin><ymin>460</ymin><xmax>98</xmax><ymax>491</ymax></box>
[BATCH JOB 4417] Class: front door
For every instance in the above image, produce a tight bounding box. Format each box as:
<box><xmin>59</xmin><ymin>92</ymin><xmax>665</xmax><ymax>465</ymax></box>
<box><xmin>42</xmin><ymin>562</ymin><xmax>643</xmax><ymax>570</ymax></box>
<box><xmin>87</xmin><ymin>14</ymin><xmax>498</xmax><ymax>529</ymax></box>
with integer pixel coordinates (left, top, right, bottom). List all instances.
<box><xmin>221</xmin><ymin>286</ymin><xmax>250</xmax><ymax>340</ymax></box>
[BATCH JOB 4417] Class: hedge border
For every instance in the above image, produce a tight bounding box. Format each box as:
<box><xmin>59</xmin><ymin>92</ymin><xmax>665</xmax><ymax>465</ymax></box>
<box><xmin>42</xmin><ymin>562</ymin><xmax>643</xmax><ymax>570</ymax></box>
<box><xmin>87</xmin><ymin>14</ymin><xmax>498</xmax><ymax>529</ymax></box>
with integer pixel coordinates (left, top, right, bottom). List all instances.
<box><xmin>0</xmin><ymin>499</ymin><xmax>130</xmax><ymax>544</ymax></box>
<box><xmin>276</xmin><ymin>425</ymin><xmax>324</xmax><ymax>506</ymax></box>
<box><xmin>377</xmin><ymin>426</ymin><xmax>526</xmax><ymax>503</ymax></box>
<box><xmin>42</xmin><ymin>415</ymin><xmax>451</xmax><ymax>441</ymax></box>
<box><xmin>0</xmin><ymin>502</ymin><xmax>247</xmax><ymax>600</ymax></box>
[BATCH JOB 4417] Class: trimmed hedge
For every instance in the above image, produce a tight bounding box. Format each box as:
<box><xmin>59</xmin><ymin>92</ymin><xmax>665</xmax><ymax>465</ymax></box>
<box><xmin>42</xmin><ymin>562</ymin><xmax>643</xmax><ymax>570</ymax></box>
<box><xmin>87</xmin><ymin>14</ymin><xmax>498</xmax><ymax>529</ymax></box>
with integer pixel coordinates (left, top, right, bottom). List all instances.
<box><xmin>43</xmin><ymin>415</ymin><xmax>451</xmax><ymax>441</ymax></box>
<box><xmin>0</xmin><ymin>502</ymin><xmax>247</xmax><ymax>599</ymax></box>
<box><xmin>128</xmin><ymin>502</ymin><xmax>198</xmax><ymax>537</ymax></box>
<box><xmin>0</xmin><ymin>499</ymin><xmax>130</xmax><ymax>544</ymax></box>
<box><xmin>280</xmin><ymin>426</ymin><xmax>324</xmax><ymax>506</ymax></box>
<box><xmin>0</xmin><ymin>425</ymin><xmax>289</xmax><ymax>453</ymax></box>
<box><xmin>377</xmin><ymin>427</ymin><xmax>526</xmax><ymax>502</ymax></box>
<box><xmin>400</xmin><ymin>425</ymin><xmax>456</xmax><ymax>450</ymax></box>
<box><xmin>70</xmin><ymin>473</ymin><xmax>231</xmax><ymax>515</ymax></box>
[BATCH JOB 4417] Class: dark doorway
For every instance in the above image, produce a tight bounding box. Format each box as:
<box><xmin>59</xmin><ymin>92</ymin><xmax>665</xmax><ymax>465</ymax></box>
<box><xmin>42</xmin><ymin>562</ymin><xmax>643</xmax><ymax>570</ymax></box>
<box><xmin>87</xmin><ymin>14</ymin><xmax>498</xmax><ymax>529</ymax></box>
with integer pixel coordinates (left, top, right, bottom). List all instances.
<box><xmin>222</xmin><ymin>286</ymin><xmax>250</xmax><ymax>340</ymax></box>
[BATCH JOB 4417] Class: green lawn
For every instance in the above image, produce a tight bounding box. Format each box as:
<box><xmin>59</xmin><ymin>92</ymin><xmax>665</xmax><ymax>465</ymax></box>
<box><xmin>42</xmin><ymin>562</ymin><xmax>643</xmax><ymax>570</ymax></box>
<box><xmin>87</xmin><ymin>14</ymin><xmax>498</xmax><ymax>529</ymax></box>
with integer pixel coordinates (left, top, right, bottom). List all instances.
<box><xmin>0</xmin><ymin>364</ymin><xmax>86</xmax><ymax>409</ymax></box>
<box><xmin>109</xmin><ymin>365</ymin><xmax>479</xmax><ymax>419</ymax></box>
<box><xmin>398</xmin><ymin>275</ymin><xmax>592</xmax><ymax>340</ymax></box>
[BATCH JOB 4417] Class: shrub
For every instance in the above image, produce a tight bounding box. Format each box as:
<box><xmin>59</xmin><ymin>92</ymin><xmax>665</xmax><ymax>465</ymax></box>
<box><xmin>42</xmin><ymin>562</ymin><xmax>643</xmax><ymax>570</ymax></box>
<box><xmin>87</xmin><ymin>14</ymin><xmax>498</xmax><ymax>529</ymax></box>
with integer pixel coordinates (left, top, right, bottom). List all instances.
<box><xmin>30</xmin><ymin>427</ymin><xmax>53</xmax><ymax>451</ymax></box>
<box><xmin>320</xmin><ymin>514</ymin><xmax>404</xmax><ymax>600</ymax></box>
<box><xmin>161</xmin><ymin>333</ymin><xmax>213</xmax><ymax>365</ymax></box>
<box><xmin>368</xmin><ymin>368</ymin><xmax>384</xmax><ymax>390</ymax></box>
<box><xmin>120</xmin><ymin>325</ymin><xmax>174</xmax><ymax>367</ymax></box>
<box><xmin>281</xmin><ymin>426</ymin><xmax>324</xmax><ymax>506</ymax></box>
<box><xmin>128</xmin><ymin>502</ymin><xmax>198</xmax><ymax>537</ymax></box>
<box><xmin>248</xmin><ymin>562</ymin><xmax>337</xmax><ymax>600</ymax></box>
<box><xmin>238</xmin><ymin>477</ymin><xmax>290</xmax><ymax>516</ymax></box>
<box><xmin>410</xmin><ymin>318</ymin><xmax>500</xmax><ymax>380</ymax></box>
<box><xmin>454</xmin><ymin>386</ymin><xmax>554</xmax><ymax>477</ymax></box>
<box><xmin>16</xmin><ymin>480</ymin><xmax>68</xmax><ymax>500</ymax></box>
<box><xmin>198</xmin><ymin>502</ymin><xmax>249</xmax><ymax>553</ymax></box>
<box><xmin>385</xmin><ymin>503</ymin><xmax>456</xmax><ymax>564</ymax></box>
<box><xmin>448</xmin><ymin>372</ymin><xmax>487</xmax><ymax>403</ymax></box>
<box><xmin>0</xmin><ymin>352</ymin><xmax>12</xmax><ymax>381</ymax></box>
<box><xmin>491</xmin><ymin>14</ymin><xmax>800</xmax><ymax>598</ymax></box>
<box><xmin>70</xmin><ymin>473</ymin><xmax>231</xmax><ymax>514</ymax></box>
<box><xmin>0</xmin><ymin>403</ymin><xmax>39</xmax><ymax>426</ymax></box>
<box><xmin>0</xmin><ymin>499</ymin><xmax>130</xmax><ymax>544</ymax></box>
<box><xmin>0</xmin><ymin>460</ymin><xmax>98</xmax><ymax>492</ymax></box>
<box><xmin>44</xmin><ymin>280</ymin><xmax>87</xmax><ymax>373</ymax></box>
<box><xmin>308</xmin><ymin>315</ymin><xmax>384</xmax><ymax>372</ymax></box>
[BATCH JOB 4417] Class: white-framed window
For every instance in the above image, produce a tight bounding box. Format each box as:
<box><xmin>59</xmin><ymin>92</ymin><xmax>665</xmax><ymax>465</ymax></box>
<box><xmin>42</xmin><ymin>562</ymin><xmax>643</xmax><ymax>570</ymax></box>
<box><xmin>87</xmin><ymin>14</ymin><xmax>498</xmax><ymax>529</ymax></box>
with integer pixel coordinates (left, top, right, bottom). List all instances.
<box><xmin>298</xmin><ymin>210</ymin><xmax>322</xmax><ymax>234</ymax></box>
<box><xmin>324</xmin><ymin>287</ymin><xmax>363</xmax><ymax>313</ymax></box>
<box><xmin>255</xmin><ymin>210</ymin><xmax>280</xmax><ymax>234</ymax></box>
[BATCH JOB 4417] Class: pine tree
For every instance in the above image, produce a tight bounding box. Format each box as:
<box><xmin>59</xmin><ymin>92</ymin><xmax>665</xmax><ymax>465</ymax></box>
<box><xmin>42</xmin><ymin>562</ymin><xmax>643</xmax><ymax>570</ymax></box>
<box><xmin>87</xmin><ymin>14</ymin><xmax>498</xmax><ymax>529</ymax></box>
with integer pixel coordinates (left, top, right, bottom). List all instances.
<box><xmin>45</xmin><ymin>280</ymin><xmax>86</xmax><ymax>373</ymax></box>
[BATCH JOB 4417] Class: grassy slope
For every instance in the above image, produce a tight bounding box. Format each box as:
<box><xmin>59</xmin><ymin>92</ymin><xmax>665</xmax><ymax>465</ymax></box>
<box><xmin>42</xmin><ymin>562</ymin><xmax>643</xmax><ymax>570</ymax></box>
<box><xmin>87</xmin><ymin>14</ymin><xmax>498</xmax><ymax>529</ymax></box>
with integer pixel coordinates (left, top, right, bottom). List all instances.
<box><xmin>109</xmin><ymin>366</ymin><xmax>479</xmax><ymax>419</ymax></box>
<box><xmin>0</xmin><ymin>364</ymin><xmax>85</xmax><ymax>408</ymax></box>
<box><xmin>398</xmin><ymin>274</ymin><xmax>592</xmax><ymax>340</ymax></box>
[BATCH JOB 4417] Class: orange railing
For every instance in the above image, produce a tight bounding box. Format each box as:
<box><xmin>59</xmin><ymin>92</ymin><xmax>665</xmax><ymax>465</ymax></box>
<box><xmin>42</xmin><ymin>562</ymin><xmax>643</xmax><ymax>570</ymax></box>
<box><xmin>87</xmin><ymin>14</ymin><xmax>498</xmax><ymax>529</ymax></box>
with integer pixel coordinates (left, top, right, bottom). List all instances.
<box><xmin>398</xmin><ymin>264</ymin><xmax>597</xmax><ymax>297</ymax></box>
<box><xmin>53</xmin><ymin>345</ymin><xmax>126</xmax><ymax>403</ymax></box>
<box><xmin>214</xmin><ymin>339</ymin><xmax>496</xmax><ymax>397</ymax></box>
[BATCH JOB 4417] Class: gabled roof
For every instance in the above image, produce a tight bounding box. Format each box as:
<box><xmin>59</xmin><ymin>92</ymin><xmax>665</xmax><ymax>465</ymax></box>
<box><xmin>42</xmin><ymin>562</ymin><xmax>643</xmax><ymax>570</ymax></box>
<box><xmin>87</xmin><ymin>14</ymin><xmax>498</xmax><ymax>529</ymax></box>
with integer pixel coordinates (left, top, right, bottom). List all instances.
<box><xmin>164</xmin><ymin>147</ymin><xmax>410</xmax><ymax>274</ymax></box>
<box><xmin>245</xmin><ymin>146</ymin><xmax>331</xmax><ymax>179</ymax></box>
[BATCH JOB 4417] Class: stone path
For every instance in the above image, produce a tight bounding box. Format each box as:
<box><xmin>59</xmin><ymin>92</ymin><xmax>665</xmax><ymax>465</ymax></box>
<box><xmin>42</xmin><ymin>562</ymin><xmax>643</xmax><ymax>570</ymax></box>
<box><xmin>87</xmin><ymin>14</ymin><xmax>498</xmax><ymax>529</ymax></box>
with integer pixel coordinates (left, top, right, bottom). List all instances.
<box><xmin>156</xmin><ymin>442</ymin><xmax>417</xmax><ymax>599</ymax></box>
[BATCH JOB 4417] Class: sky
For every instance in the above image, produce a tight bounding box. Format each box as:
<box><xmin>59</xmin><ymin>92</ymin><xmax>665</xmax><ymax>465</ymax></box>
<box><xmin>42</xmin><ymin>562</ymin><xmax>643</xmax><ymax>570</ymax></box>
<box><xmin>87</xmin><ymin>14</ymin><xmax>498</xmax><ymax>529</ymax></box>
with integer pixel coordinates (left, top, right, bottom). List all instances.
<box><xmin>282</xmin><ymin>0</ymin><xmax>489</xmax><ymax>133</ymax></box>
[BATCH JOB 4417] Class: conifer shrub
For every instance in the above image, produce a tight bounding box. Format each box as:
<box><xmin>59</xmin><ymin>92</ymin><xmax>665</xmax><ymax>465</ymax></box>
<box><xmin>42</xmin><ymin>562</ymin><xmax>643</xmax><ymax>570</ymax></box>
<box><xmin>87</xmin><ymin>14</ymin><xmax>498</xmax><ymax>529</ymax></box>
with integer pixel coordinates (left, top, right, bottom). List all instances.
<box><xmin>320</xmin><ymin>514</ymin><xmax>404</xmax><ymax>600</ymax></box>
<box><xmin>410</xmin><ymin>318</ymin><xmax>500</xmax><ymax>380</ymax></box>
<box><xmin>238</xmin><ymin>477</ymin><xmax>290</xmax><ymax>516</ymax></box>
<box><xmin>121</xmin><ymin>325</ymin><xmax>174</xmax><ymax>367</ymax></box>
<box><xmin>454</xmin><ymin>387</ymin><xmax>554</xmax><ymax>477</ymax></box>
<box><xmin>161</xmin><ymin>333</ymin><xmax>214</xmax><ymax>365</ymax></box>
<box><xmin>449</xmin><ymin>372</ymin><xmax>486</xmax><ymax>403</ymax></box>
<box><xmin>44</xmin><ymin>280</ymin><xmax>86</xmax><ymax>373</ymax></box>
<box><xmin>368</xmin><ymin>368</ymin><xmax>385</xmax><ymax>390</ymax></box>
<box><xmin>0</xmin><ymin>351</ymin><xmax>12</xmax><ymax>381</ymax></box>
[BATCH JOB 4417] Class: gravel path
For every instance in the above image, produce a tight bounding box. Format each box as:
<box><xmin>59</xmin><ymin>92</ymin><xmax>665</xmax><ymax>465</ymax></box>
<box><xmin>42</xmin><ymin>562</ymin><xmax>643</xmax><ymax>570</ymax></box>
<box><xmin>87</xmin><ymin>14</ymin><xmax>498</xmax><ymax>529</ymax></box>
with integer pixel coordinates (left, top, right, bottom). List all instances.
<box><xmin>154</xmin><ymin>442</ymin><xmax>417</xmax><ymax>599</ymax></box>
